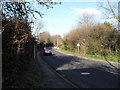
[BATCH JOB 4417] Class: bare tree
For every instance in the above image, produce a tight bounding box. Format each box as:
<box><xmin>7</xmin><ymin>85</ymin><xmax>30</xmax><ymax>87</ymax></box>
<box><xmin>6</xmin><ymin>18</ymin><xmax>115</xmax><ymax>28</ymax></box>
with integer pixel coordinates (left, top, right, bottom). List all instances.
<box><xmin>98</xmin><ymin>0</ymin><xmax>119</xmax><ymax>22</ymax></box>
<box><xmin>33</xmin><ymin>20</ymin><xmax>44</xmax><ymax>36</ymax></box>
<box><xmin>78</xmin><ymin>13</ymin><xmax>94</xmax><ymax>25</ymax></box>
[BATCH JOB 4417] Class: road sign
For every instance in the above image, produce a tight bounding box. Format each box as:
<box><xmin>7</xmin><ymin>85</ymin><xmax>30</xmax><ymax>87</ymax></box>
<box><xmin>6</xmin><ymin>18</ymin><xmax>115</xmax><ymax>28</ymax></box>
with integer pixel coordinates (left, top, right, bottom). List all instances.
<box><xmin>77</xmin><ymin>43</ymin><xmax>80</xmax><ymax>46</ymax></box>
<box><xmin>77</xmin><ymin>43</ymin><xmax>80</xmax><ymax>54</ymax></box>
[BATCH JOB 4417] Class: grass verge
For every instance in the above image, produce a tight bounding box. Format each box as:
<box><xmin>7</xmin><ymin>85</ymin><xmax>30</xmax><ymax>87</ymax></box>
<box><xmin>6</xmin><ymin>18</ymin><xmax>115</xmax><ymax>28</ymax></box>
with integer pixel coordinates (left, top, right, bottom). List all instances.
<box><xmin>59</xmin><ymin>49</ymin><xmax>119</xmax><ymax>62</ymax></box>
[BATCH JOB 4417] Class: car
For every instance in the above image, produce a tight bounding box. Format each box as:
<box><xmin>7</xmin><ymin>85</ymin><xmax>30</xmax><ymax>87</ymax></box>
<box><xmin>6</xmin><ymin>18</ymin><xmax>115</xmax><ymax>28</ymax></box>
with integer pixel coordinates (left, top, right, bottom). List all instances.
<box><xmin>44</xmin><ymin>47</ymin><xmax>52</xmax><ymax>55</ymax></box>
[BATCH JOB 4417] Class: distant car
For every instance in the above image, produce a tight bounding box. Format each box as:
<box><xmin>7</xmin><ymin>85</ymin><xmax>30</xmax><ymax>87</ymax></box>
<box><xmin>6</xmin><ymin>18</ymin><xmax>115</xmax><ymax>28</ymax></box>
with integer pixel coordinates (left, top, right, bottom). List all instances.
<box><xmin>54</xmin><ymin>46</ymin><xmax>60</xmax><ymax>50</ymax></box>
<box><xmin>44</xmin><ymin>47</ymin><xmax>52</xmax><ymax>55</ymax></box>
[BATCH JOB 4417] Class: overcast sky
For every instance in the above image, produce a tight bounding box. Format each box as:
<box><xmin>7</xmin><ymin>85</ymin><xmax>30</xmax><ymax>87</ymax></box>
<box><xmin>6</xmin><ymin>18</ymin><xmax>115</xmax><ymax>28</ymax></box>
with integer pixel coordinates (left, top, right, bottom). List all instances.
<box><xmin>32</xmin><ymin>0</ymin><xmax>119</xmax><ymax>37</ymax></box>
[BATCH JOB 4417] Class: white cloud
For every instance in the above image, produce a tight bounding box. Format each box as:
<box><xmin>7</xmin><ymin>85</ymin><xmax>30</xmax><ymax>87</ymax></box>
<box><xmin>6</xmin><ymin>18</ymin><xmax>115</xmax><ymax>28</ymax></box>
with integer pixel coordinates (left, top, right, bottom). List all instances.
<box><xmin>71</xmin><ymin>8</ymin><xmax>104</xmax><ymax>17</ymax></box>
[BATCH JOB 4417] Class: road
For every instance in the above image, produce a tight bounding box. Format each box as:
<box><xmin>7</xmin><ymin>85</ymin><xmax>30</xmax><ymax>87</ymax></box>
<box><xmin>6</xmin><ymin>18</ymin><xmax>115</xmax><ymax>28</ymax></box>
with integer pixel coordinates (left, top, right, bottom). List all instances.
<box><xmin>39</xmin><ymin>49</ymin><xmax>120</xmax><ymax>88</ymax></box>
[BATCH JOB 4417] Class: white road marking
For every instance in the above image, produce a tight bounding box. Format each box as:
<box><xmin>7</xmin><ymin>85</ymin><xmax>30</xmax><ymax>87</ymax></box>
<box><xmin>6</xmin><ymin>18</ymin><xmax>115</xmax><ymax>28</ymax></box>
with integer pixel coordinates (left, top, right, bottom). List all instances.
<box><xmin>81</xmin><ymin>72</ymin><xmax>91</xmax><ymax>75</ymax></box>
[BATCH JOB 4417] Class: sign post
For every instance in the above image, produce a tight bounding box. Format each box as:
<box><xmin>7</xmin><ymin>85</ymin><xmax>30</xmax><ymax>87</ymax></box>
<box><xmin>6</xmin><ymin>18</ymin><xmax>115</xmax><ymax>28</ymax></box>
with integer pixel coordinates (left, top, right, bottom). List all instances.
<box><xmin>77</xmin><ymin>43</ymin><xmax>80</xmax><ymax>54</ymax></box>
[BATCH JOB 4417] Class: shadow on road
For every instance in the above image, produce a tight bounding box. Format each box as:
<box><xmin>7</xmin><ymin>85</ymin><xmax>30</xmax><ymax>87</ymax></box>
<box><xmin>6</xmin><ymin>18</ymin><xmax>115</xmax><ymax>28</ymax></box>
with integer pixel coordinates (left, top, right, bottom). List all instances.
<box><xmin>57</xmin><ymin>68</ymin><xmax>120</xmax><ymax>88</ymax></box>
<box><xmin>38</xmin><ymin>49</ymin><xmax>120</xmax><ymax>88</ymax></box>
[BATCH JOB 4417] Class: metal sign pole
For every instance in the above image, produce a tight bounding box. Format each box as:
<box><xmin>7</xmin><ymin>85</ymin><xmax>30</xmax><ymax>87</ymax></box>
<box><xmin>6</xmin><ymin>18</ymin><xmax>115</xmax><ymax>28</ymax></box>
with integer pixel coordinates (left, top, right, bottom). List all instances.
<box><xmin>77</xmin><ymin>43</ymin><xmax>80</xmax><ymax>54</ymax></box>
<box><xmin>78</xmin><ymin>46</ymin><xmax>80</xmax><ymax>54</ymax></box>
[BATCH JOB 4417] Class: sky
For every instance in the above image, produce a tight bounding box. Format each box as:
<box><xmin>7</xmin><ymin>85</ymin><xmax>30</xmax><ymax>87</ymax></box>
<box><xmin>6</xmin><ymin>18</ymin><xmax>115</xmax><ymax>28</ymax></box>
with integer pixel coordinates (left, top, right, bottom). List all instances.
<box><xmin>32</xmin><ymin>0</ymin><xmax>119</xmax><ymax>37</ymax></box>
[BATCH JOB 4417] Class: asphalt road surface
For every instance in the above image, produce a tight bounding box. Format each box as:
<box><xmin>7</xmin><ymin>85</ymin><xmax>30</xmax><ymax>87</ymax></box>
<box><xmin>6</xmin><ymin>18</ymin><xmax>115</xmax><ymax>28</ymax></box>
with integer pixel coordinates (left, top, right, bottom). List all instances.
<box><xmin>40</xmin><ymin>49</ymin><xmax>120</xmax><ymax>88</ymax></box>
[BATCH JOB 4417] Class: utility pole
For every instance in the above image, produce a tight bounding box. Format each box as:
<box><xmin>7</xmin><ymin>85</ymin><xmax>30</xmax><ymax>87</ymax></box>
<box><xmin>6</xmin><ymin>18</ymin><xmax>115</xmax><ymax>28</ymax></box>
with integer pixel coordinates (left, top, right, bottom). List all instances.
<box><xmin>34</xmin><ymin>0</ymin><xmax>36</xmax><ymax>59</ymax></box>
<box><xmin>34</xmin><ymin>43</ymin><xmax>36</xmax><ymax>59</ymax></box>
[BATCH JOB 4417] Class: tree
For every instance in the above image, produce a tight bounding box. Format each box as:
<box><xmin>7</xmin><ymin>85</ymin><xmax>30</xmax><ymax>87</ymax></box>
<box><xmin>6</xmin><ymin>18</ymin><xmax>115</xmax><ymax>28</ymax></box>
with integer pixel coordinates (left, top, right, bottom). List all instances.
<box><xmin>33</xmin><ymin>20</ymin><xmax>44</xmax><ymax>36</ymax></box>
<box><xmin>62</xmin><ymin>24</ymin><xmax>91</xmax><ymax>53</ymax></box>
<box><xmin>2</xmin><ymin>18</ymin><xmax>36</xmax><ymax>88</ymax></box>
<box><xmin>1</xmin><ymin>0</ymin><xmax>60</xmax><ymax>21</ymax></box>
<box><xmin>78</xmin><ymin>13</ymin><xmax>94</xmax><ymax>25</ymax></box>
<box><xmin>88</xmin><ymin>23</ymin><xmax>119</xmax><ymax>56</ymax></box>
<box><xmin>2</xmin><ymin>0</ymin><xmax>61</xmax><ymax>88</ymax></box>
<box><xmin>98</xmin><ymin>0</ymin><xmax>119</xmax><ymax>22</ymax></box>
<box><xmin>98</xmin><ymin>0</ymin><xmax>120</xmax><ymax>61</ymax></box>
<box><xmin>77</xmin><ymin>13</ymin><xmax>95</xmax><ymax>53</ymax></box>
<box><xmin>51</xmin><ymin>34</ymin><xmax>62</xmax><ymax>47</ymax></box>
<box><xmin>2</xmin><ymin>19</ymin><xmax>31</xmax><ymax>54</ymax></box>
<box><xmin>38</xmin><ymin>32</ymin><xmax>53</xmax><ymax>46</ymax></box>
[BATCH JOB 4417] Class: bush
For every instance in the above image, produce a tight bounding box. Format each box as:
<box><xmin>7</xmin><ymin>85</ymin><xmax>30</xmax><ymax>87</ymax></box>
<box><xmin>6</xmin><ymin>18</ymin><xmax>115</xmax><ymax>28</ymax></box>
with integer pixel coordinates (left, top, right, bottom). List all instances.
<box><xmin>62</xmin><ymin>22</ymin><xmax>120</xmax><ymax>59</ymax></box>
<box><xmin>2</xmin><ymin>19</ymin><xmax>35</xmax><ymax>88</ymax></box>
